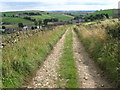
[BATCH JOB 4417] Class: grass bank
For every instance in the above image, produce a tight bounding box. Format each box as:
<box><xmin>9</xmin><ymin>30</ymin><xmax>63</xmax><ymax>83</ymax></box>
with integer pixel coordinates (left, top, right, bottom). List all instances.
<box><xmin>57</xmin><ymin>28</ymin><xmax>78</xmax><ymax>88</ymax></box>
<box><xmin>2</xmin><ymin>26</ymin><xmax>66</xmax><ymax>88</ymax></box>
<box><xmin>74</xmin><ymin>22</ymin><xmax>120</xmax><ymax>87</ymax></box>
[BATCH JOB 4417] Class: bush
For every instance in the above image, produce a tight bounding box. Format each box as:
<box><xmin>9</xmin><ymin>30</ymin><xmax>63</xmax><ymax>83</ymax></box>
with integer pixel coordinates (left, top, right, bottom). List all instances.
<box><xmin>18</xmin><ymin>23</ymin><xmax>24</xmax><ymax>28</ymax></box>
<box><xmin>105</xmin><ymin>23</ymin><xmax>120</xmax><ymax>39</ymax></box>
<box><xmin>2</xmin><ymin>26</ymin><xmax>6</xmax><ymax>29</ymax></box>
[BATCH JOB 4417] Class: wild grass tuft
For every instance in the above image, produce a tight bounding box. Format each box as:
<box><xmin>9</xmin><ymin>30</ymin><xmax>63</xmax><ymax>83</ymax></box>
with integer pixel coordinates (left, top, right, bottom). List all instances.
<box><xmin>57</xmin><ymin>28</ymin><xmax>78</xmax><ymax>88</ymax></box>
<box><xmin>2</xmin><ymin>26</ymin><xmax>66</xmax><ymax>88</ymax></box>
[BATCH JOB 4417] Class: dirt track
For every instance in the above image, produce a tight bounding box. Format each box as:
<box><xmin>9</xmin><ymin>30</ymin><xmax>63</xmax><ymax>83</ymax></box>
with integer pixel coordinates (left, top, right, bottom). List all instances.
<box><xmin>28</xmin><ymin>29</ymin><xmax>68</xmax><ymax>88</ymax></box>
<box><xmin>73</xmin><ymin>30</ymin><xmax>113</xmax><ymax>88</ymax></box>
<box><xmin>27</xmin><ymin>27</ymin><xmax>114</xmax><ymax>88</ymax></box>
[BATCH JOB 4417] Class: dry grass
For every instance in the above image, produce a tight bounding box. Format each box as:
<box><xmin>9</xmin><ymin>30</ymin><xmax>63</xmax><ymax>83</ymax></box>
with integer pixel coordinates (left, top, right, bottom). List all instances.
<box><xmin>74</xmin><ymin>21</ymin><xmax>120</xmax><ymax>87</ymax></box>
<box><xmin>75</xmin><ymin>25</ymin><xmax>107</xmax><ymax>41</ymax></box>
<box><xmin>2</xmin><ymin>25</ymin><xmax>67</xmax><ymax>88</ymax></box>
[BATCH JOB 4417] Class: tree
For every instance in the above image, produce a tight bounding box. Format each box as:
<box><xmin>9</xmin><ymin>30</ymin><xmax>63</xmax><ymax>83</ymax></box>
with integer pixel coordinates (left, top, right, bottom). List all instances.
<box><xmin>34</xmin><ymin>21</ymin><xmax>38</xmax><ymax>26</ymax></box>
<box><xmin>105</xmin><ymin>14</ymin><xmax>109</xmax><ymax>18</ymax></box>
<box><xmin>31</xmin><ymin>26</ymin><xmax>35</xmax><ymax>30</ymax></box>
<box><xmin>24</xmin><ymin>17</ymin><xmax>31</xmax><ymax>20</ymax></box>
<box><xmin>43</xmin><ymin>19</ymin><xmax>50</xmax><ymax>25</ymax></box>
<box><xmin>18</xmin><ymin>23</ymin><xmax>24</xmax><ymax>28</ymax></box>
<box><xmin>51</xmin><ymin>18</ymin><xmax>58</xmax><ymax>22</ymax></box>
<box><xmin>38</xmin><ymin>20</ymin><xmax>42</xmax><ymax>28</ymax></box>
<box><xmin>2</xmin><ymin>26</ymin><xmax>6</xmax><ymax>29</ymax></box>
<box><xmin>3</xmin><ymin>14</ymin><xmax>6</xmax><ymax>17</ymax></box>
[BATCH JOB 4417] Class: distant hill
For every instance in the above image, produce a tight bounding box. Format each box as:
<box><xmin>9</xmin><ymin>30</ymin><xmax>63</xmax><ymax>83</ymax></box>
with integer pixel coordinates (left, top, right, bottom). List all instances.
<box><xmin>2</xmin><ymin>10</ymin><xmax>49</xmax><ymax>16</ymax></box>
<box><xmin>1</xmin><ymin>10</ymin><xmax>73</xmax><ymax>23</ymax></box>
<box><xmin>49</xmin><ymin>10</ymin><xmax>96</xmax><ymax>13</ymax></box>
<box><xmin>1</xmin><ymin>10</ymin><xmax>74</xmax><ymax>30</ymax></box>
<box><xmin>90</xmin><ymin>9</ymin><xmax>119</xmax><ymax>16</ymax></box>
<box><xmin>2</xmin><ymin>17</ymin><xmax>33</xmax><ymax>24</ymax></box>
<box><xmin>50</xmin><ymin>10</ymin><xmax>96</xmax><ymax>17</ymax></box>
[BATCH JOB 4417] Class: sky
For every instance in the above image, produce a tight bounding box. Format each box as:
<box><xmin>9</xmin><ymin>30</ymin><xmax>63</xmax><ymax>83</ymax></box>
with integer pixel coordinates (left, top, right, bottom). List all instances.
<box><xmin>0</xmin><ymin>0</ymin><xmax>119</xmax><ymax>12</ymax></box>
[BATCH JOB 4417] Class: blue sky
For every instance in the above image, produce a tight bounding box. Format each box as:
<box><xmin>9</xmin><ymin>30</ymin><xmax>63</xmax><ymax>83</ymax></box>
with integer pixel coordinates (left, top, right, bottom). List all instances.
<box><xmin>0</xmin><ymin>0</ymin><xmax>118</xmax><ymax>12</ymax></box>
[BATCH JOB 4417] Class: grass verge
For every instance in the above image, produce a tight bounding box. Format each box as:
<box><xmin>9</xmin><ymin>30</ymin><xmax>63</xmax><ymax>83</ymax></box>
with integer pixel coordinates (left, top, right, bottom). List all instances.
<box><xmin>74</xmin><ymin>23</ymin><xmax>120</xmax><ymax>87</ymax></box>
<box><xmin>57</xmin><ymin>28</ymin><xmax>78</xmax><ymax>88</ymax></box>
<box><xmin>2</xmin><ymin>26</ymin><xmax>66</xmax><ymax>88</ymax></box>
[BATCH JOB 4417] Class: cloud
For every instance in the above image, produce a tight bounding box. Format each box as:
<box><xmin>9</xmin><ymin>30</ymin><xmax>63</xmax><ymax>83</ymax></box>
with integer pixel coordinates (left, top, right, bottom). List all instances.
<box><xmin>0</xmin><ymin>0</ymin><xmax>118</xmax><ymax>12</ymax></box>
<box><xmin>65</xmin><ymin>2</ymin><xmax>110</xmax><ymax>5</ymax></box>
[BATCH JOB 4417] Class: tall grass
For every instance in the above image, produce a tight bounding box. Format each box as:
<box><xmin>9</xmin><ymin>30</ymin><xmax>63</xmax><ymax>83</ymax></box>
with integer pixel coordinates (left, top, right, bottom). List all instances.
<box><xmin>57</xmin><ymin>28</ymin><xmax>78</xmax><ymax>88</ymax></box>
<box><xmin>2</xmin><ymin>26</ymin><xmax>66</xmax><ymax>88</ymax></box>
<box><xmin>74</xmin><ymin>22</ymin><xmax>120</xmax><ymax>87</ymax></box>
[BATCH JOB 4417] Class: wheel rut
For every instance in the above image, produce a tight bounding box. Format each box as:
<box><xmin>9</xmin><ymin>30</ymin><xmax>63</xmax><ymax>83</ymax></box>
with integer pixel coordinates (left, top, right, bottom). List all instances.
<box><xmin>72</xmin><ymin>30</ymin><xmax>113</xmax><ymax>88</ymax></box>
<box><xmin>28</xmin><ymin>29</ymin><xmax>68</xmax><ymax>88</ymax></box>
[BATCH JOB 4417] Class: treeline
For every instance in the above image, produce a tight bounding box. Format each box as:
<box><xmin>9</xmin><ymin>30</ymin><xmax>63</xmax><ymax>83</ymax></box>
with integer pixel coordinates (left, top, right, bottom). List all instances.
<box><xmin>23</xmin><ymin>17</ymin><xmax>36</xmax><ymax>22</ymax></box>
<box><xmin>73</xmin><ymin>15</ymin><xmax>84</xmax><ymax>20</ymax></box>
<box><xmin>65</xmin><ymin>13</ymin><xmax>75</xmax><ymax>16</ymax></box>
<box><xmin>22</xmin><ymin>12</ymin><xmax>42</xmax><ymax>16</ymax></box>
<box><xmin>84</xmin><ymin>14</ymin><xmax>109</xmax><ymax>21</ymax></box>
<box><xmin>73</xmin><ymin>14</ymin><xmax>109</xmax><ymax>22</ymax></box>
<box><xmin>3</xmin><ymin>12</ymin><xmax>42</xmax><ymax>17</ymax></box>
<box><xmin>24</xmin><ymin>16</ymin><xmax>58</xmax><ymax>23</ymax></box>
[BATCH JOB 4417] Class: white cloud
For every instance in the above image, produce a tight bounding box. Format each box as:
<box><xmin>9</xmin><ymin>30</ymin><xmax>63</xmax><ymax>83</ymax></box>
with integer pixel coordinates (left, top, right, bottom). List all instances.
<box><xmin>43</xmin><ymin>4</ymin><xmax>117</xmax><ymax>11</ymax></box>
<box><xmin>0</xmin><ymin>0</ymin><xmax>119</xmax><ymax>11</ymax></box>
<box><xmin>0</xmin><ymin>0</ymin><xmax>116</xmax><ymax>4</ymax></box>
<box><xmin>0</xmin><ymin>0</ymin><xmax>67</xmax><ymax>4</ymax></box>
<box><xmin>0</xmin><ymin>0</ymin><xmax>39</xmax><ymax>2</ymax></box>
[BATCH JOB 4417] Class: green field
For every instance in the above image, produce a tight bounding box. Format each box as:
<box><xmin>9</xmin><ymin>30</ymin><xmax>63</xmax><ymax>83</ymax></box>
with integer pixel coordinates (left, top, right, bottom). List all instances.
<box><xmin>48</xmin><ymin>13</ymin><xmax>73</xmax><ymax>21</ymax></box>
<box><xmin>1</xmin><ymin>10</ymin><xmax>74</xmax><ymax>26</ymax></box>
<box><xmin>90</xmin><ymin>9</ymin><xmax>119</xmax><ymax>16</ymax></box>
<box><xmin>22</xmin><ymin>13</ymin><xmax>73</xmax><ymax>21</ymax></box>
<box><xmin>29</xmin><ymin>13</ymin><xmax>73</xmax><ymax>22</ymax></box>
<box><xmin>2</xmin><ymin>17</ymin><xmax>33</xmax><ymax>24</ymax></box>
<box><xmin>69</xmin><ymin>12</ymin><xmax>88</xmax><ymax>16</ymax></box>
<box><xmin>84</xmin><ymin>18</ymin><xmax>118</xmax><ymax>25</ymax></box>
<box><xmin>3</xmin><ymin>25</ymin><xmax>18</xmax><ymax>29</ymax></box>
<box><xmin>2</xmin><ymin>10</ymin><xmax>73</xmax><ymax>20</ymax></box>
<box><xmin>30</xmin><ymin>15</ymin><xmax>52</xmax><ymax>20</ymax></box>
<box><xmin>2</xmin><ymin>10</ymin><xmax>48</xmax><ymax>17</ymax></box>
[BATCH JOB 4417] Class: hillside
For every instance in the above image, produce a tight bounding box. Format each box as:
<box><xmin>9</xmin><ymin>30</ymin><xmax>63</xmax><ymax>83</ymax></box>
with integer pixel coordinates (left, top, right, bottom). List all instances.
<box><xmin>1</xmin><ymin>10</ymin><xmax>74</xmax><ymax>30</ymax></box>
<box><xmin>2</xmin><ymin>17</ymin><xmax>33</xmax><ymax>24</ymax></box>
<box><xmin>90</xmin><ymin>9</ymin><xmax>119</xmax><ymax>16</ymax></box>
<box><xmin>2</xmin><ymin>10</ymin><xmax>49</xmax><ymax>17</ymax></box>
<box><xmin>2</xmin><ymin>10</ymin><xmax>73</xmax><ymax>22</ymax></box>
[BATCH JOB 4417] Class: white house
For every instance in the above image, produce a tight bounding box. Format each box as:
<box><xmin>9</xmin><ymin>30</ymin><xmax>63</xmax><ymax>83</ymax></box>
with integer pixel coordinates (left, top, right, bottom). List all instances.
<box><xmin>23</xmin><ymin>26</ymin><xmax>28</xmax><ymax>30</ymax></box>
